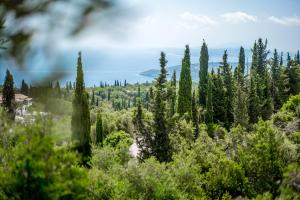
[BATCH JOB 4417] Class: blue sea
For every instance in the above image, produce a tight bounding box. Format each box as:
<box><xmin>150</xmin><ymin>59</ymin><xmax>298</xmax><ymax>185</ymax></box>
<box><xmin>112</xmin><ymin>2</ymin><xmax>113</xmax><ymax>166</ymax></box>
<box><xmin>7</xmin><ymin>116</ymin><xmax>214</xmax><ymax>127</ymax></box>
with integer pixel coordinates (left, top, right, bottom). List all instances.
<box><xmin>0</xmin><ymin>47</ymin><xmax>252</xmax><ymax>87</ymax></box>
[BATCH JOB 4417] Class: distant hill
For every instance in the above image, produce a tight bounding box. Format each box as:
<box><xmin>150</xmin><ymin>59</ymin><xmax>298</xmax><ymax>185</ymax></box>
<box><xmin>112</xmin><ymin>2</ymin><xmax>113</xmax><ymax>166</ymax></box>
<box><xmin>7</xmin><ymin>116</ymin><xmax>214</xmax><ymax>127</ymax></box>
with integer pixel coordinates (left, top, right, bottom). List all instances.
<box><xmin>140</xmin><ymin>62</ymin><xmax>240</xmax><ymax>80</ymax></box>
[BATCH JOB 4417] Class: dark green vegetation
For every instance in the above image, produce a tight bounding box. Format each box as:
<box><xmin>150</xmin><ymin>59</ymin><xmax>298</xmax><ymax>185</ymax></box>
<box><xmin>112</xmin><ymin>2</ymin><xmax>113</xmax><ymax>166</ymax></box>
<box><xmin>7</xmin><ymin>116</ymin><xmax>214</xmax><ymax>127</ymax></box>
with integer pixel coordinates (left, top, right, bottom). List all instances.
<box><xmin>1</xmin><ymin>39</ymin><xmax>300</xmax><ymax>199</ymax></box>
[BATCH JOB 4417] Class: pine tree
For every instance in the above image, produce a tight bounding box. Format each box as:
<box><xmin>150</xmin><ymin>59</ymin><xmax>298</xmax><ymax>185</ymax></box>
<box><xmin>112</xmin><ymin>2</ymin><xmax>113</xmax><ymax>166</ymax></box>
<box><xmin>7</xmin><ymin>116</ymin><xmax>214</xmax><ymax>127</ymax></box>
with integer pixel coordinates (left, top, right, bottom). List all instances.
<box><xmin>220</xmin><ymin>50</ymin><xmax>233</xmax><ymax>129</ymax></box>
<box><xmin>71</xmin><ymin>52</ymin><xmax>91</xmax><ymax>166</ymax></box>
<box><xmin>96</xmin><ymin>113</ymin><xmax>104</xmax><ymax>147</ymax></box>
<box><xmin>248</xmin><ymin>69</ymin><xmax>260</xmax><ymax>124</ymax></box>
<box><xmin>177</xmin><ymin>45</ymin><xmax>192</xmax><ymax>117</ymax></box>
<box><xmin>238</xmin><ymin>46</ymin><xmax>245</xmax><ymax>75</ymax></box>
<box><xmin>206</xmin><ymin>75</ymin><xmax>213</xmax><ymax>123</ymax></box>
<box><xmin>2</xmin><ymin>69</ymin><xmax>15</xmax><ymax>117</ymax></box>
<box><xmin>211</xmin><ymin>68</ymin><xmax>226</xmax><ymax>124</ymax></box>
<box><xmin>199</xmin><ymin>40</ymin><xmax>209</xmax><ymax>107</ymax></box>
<box><xmin>153</xmin><ymin>52</ymin><xmax>171</xmax><ymax>162</ymax></box>
<box><xmin>191</xmin><ymin>90</ymin><xmax>199</xmax><ymax>139</ymax></box>
<box><xmin>233</xmin><ymin>67</ymin><xmax>248</xmax><ymax>127</ymax></box>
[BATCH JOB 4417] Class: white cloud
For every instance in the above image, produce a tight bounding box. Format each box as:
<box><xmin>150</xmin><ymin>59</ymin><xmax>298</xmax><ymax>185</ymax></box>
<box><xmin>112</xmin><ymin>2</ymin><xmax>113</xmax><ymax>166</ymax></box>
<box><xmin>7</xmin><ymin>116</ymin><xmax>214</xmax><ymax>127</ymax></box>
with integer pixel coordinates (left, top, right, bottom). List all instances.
<box><xmin>141</xmin><ymin>16</ymin><xmax>156</xmax><ymax>24</ymax></box>
<box><xmin>221</xmin><ymin>11</ymin><xmax>257</xmax><ymax>24</ymax></box>
<box><xmin>268</xmin><ymin>16</ymin><xmax>300</xmax><ymax>26</ymax></box>
<box><xmin>180</xmin><ymin>12</ymin><xmax>216</xmax><ymax>26</ymax></box>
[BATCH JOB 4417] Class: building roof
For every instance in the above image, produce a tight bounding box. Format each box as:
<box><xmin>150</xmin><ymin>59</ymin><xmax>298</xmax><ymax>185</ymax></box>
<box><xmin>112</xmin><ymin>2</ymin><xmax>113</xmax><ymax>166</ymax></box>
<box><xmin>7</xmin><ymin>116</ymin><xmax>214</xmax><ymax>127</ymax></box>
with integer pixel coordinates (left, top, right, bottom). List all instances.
<box><xmin>0</xmin><ymin>93</ymin><xmax>32</xmax><ymax>104</ymax></box>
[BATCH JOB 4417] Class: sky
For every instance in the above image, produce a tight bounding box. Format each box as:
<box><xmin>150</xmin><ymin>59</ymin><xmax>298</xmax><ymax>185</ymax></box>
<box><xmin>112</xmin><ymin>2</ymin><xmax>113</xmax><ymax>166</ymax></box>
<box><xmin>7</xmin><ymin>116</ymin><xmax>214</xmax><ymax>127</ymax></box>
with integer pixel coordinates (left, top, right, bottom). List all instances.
<box><xmin>62</xmin><ymin>0</ymin><xmax>300</xmax><ymax>51</ymax></box>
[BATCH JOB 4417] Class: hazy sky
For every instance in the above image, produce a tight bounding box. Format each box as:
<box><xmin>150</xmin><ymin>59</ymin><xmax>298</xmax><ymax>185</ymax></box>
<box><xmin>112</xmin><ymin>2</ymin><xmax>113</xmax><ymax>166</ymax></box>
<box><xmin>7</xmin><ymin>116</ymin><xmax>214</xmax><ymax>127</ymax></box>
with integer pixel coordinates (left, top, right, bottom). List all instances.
<box><xmin>63</xmin><ymin>0</ymin><xmax>300</xmax><ymax>51</ymax></box>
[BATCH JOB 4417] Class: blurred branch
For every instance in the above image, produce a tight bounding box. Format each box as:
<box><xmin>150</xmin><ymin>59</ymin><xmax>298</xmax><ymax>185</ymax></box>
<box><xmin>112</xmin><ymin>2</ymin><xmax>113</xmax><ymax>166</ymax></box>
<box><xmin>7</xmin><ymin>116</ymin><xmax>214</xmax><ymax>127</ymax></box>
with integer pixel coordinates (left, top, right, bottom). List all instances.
<box><xmin>0</xmin><ymin>0</ymin><xmax>122</xmax><ymax>82</ymax></box>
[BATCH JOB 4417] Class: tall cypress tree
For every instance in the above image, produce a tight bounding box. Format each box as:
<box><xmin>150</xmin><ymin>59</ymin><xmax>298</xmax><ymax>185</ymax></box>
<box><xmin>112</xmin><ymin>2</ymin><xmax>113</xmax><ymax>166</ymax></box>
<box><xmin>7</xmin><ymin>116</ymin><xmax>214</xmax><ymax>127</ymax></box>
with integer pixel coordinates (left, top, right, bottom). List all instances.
<box><xmin>238</xmin><ymin>46</ymin><xmax>245</xmax><ymax>75</ymax></box>
<box><xmin>288</xmin><ymin>63</ymin><xmax>300</xmax><ymax>95</ymax></box>
<box><xmin>55</xmin><ymin>81</ymin><xmax>61</xmax><ymax>97</ymax></box>
<box><xmin>191</xmin><ymin>90</ymin><xmax>199</xmax><ymax>140</ymax></box>
<box><xmin>91</xmin><ymin>90</ymin><xmax>95</xmax><ymax>105</ymax></box>
<box><xmin>168</xmin><ymin>70</ymin><xmax>176</xmax><ymax>117</ymax></box>
<box><xmin>71</xmin><ymin>52</ymin><xmax>91</xmax><ymax>166</ymax></box>
<box><xmin>96</xmin><ymin>113</ymin><xmax>104</xmax><ymax>147</ymax></box>
<box><xmin>2</xmin><ymin>69</ymin><xmax>15</xmax><ymax>117</ymax></box>
<box><xmin>248</xmin><ymin>69</ymin><xmax>260</xmax><ymax>124</ymax></box>
<box><xmin>177</xmin><ymin>45</ymin><xmax>192</xmax><ymax>117</ymax></box>
<box><xmin>199</xmin><ymin>41</ymin><xmax>209</xmax><ymax>107</ymax></box>
<box><xmin>20</xmin><ymin>79</ymin><xmax>29</xmax><ymax>96</ymax></box>
<box><xmin>133</xmin><ymin>100</ymin><xmax>152</xmax><ymax>161</ymax></box>
<box><xmin>296</xmin><ymin>50</ymin><xmax>300</xmax><ymax>64</ymax></box>
<box><xmin>287</xmin><ymin>52</ymin><xmax>291</xmax><ymax>68</ymax></box>
<box><xmin>251</xmin><ymin>41</ymin><xmax>258</xmax><ymax>71</ymax></box>
<box><xmin>153</xmin><ymin>52</ymin><xmax>171</xmax><ymax>162</ymax></box>
<box><xmin>261</xmin><ymin>71</ymin><xmax>273</xmax><ymax>120</ymax></box>
<box><xmin>280</xmin><ymin>52</ymin><xmax>283</xmax><ymax>66</ymax></box>
<box><xmin>271</xmin><ymin>49</ymin><xmax>281</xmax><ymax>110</ymax></box>
<box><xmin>211</xmin><ymin>68</ymin><xmax>226</xmax><ymax>124</ymax></box>
<box><xmin>233</xmin><ymin>67</ymin><xmax>248</xmax><ymax>127</ymax></box>
<box><xmin>277</xmin><ymin>65</ymin><xmax>290</xmax><ymax>106</ymax></box>
<box><xmin>256</xmin><ymin>38</ymin><xmax>268</xmax><ymax>78</ymax></box>
<box><xmin>206</xmin><ymin>74</ymin><xmax>213</xmax><ymax>124</ymax></box>
<box><xmin>220</xmin><ymin>50</ymin><xmax>233</xmax><ymax>129</ymax></box>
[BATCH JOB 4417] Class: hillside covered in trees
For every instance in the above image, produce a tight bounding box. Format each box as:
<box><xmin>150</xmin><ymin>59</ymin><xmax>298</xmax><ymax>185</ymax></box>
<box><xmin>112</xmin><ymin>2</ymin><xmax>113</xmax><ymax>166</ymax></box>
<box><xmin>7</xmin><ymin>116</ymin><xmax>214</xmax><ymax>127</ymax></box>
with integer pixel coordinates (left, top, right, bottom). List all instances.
<box><xmin>1</xmin><ymin>37</ymin><xmax>300</xmax><ymax>199</ymax></box>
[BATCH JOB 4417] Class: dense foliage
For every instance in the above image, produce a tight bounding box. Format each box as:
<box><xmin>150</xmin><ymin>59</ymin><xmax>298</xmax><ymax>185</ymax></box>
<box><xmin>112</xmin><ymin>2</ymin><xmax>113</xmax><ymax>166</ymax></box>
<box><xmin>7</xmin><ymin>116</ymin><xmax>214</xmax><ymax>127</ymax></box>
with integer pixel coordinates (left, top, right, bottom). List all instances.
<box><xmin>1</xmin><ymin>39</ymin><xmax>300</xmax><ymax>199</ymax></box>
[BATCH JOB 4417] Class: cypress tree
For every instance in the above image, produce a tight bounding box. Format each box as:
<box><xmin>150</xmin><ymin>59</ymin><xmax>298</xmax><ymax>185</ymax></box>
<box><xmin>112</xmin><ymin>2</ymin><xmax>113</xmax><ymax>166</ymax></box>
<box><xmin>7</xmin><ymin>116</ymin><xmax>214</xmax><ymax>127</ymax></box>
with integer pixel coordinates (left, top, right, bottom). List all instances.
<box><xmin>199</xmin><ymin>41</ymin><xmax>209</xmax><ymax>107</ymax></box>
<box><xmin>220</xmin><ymin>50</ymin><xmax>233</xmax><ymax>129</ymax></box>
<box><xmin>96</xmin><ymin>98</ymin><xmax>99</xmax><ymax>107</ymax></box>
<box><xmin>233</xmin><ymin>67</ymin><xmax>248</xmax><ymax>127</ymax></box>
<box><xmin>71</xmin><ymin>52</ymin><xmax>91</xmax><ymax>166</ymax></box>
<box><xmin>251</xmin><ymin>41</ymin><xmax>258</xmax><ymax>71</ymax></box>
<box><xmin>238</xmin><ymin>46</ymin><xmax>245</xmax><ymax>75</ymax></box>
<box><xmin>277</xmin><ymin>65</ymin><xmax>290</xmax><ymax>105</ymax></box>
<box><xmin>211</xmin><ymin>68</ymin><xmax>226</xmax><ymax>124</ymax></box>
<box><xmin>288</xmin><ymin>63</ymin><xmax>300</xmax><ymax>95</ymax></box>
<box><xmin>169</xmin><ymin>70</ymin><xmax>176</xmax><ymax>117</ymax></box>
<box><xmin>271</xmin><ymin>49</ymin><xmax>281</xmax><ymax>110</ymax></box>
<box><xmin>137</xmin><ymin>85</ymin><xmax>141</xmax><ymax>98</ymax></box>
<box><xmin>177</xmin><ymin>45</ymin><xmax>192</xmax><ymax>117</ymax></box>
<box><xmin>287</xmin><ymin>52</ymin><xmax>291</xmax><ymax>68</ymax></box>
<box><xmin>2</xmin><ymin>69</ymin><xmax>15</xmax><ymax>117</ymax></box>
<box><xmin>55</xmin><ymin>81</ymin><xmax>61</xmax><ymax>97</ymax></box>
<box><xmin>206</xmin><ymin>75</ymin><xmax>213</xmax><ymax>124</ymax></box>
<box><xmin>91</xmin><ymin>90</ymin><xmax>95</xmax><ymax>105</ymax></box>
<box><xmin>145</xmin><ymin>91</ymin><xmax>149</xmax><ymax>110</ymax></box>
<box><xmin>261</xmin><ymin>71</ymin><xmax>273</xmax><ymax>120</ymax></box>
<box><xmin>133</xmin><ymin>100</ymin><xmax>152</xmax><ymax>161</ymax></box>
<box><xmin>153</xmin><ymin>52</ymin><xmax>171</xmax><ymax>162</ymax></box>
<box><xmin>280</xmin><ymin>52</ymin><xmax>283</xmax><ymax>66</ymax></box>
<box><xmin>20</xmin><ymin>79</ymin><xmax>29</xmax><ymax>96</ymax></box>
<box><xmin>248</xmin><ymin>69</ymin><xmax>260</xmax><ymax>124</ymax></box>
<box><xmin>96</xmin><ymin>113</ymin><xmax>104</xmax><ymax>147</ymax></box>
<box><xmin>296</xmin><ymin>50</ymin><xmax>300</xmax><ymax>64</ymax></box>
<box><xmin>191</xmin><ymin>90</ymin><xmax>199</xmax><ymax>139</ymax></box>
<box><xmin>256</xmin><ymin>38</ymin><xmax>268</xmax><ymax>78</ymax></box>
